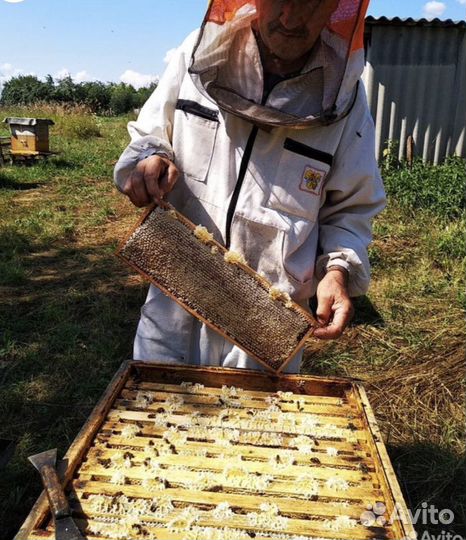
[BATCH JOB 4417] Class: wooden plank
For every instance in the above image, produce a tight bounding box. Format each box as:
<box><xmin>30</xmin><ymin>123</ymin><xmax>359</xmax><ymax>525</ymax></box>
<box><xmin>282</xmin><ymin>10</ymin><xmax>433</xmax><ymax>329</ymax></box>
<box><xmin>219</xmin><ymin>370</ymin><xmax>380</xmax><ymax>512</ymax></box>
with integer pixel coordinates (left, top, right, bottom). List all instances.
<box><xmin>82</xmin><ymin>447</ymin><xmax>375</xmax><ymax>484</ymax></box>
<box><xmin>72</xmin><ymin>478</ymin><xmax>379</xmax><ymax>513</ymax></box>
<box><xmin>129</xmin><ymin>362</ymin><xmax>353</xmax><ymax>398</ymax></box>
<box><xmin>128</xmin><ymin>379</ymin><xmax>351</xmax><ymax>403</ymax></box>
<box><xmin>352</xmin><ymin>384</ymin><xmax>417</xmax><ymax>540</ymax></box>
<box><xmin>72</xmin><ymin>481</ymin><xmax>370</xmax><ymax>519</ymax></box>
<box><xmin>118</xmin><ymin>390</ymin><xmax>353</xmax><ymax>415</ymax></box>
<box><xmin>97</xmin><ymin>419</ymin><xmax>367</xmax><ymax>452</ymax></box>
<box><xmin>70</xmin><ymin>510</ymin><xmax>389</xmax><ymax>540</ymax></box>
<box><xmin>87</xmin><ymin>435</ymin><xmax>375</xmax><ymax>470</ymax></box>
<box><xmin>92</xmin><ymin>433</ymin><xmax>373</xmax><ymax>474</ymax></box>
<box><xmin>106</xmin><ymin>407</ymin><xmax>366</xmax><ymax>436</ymax></box>
<box><xmin>75</xmin><ymin>464</ymin><xmax>377</xmax><ymax>501</ymax></box>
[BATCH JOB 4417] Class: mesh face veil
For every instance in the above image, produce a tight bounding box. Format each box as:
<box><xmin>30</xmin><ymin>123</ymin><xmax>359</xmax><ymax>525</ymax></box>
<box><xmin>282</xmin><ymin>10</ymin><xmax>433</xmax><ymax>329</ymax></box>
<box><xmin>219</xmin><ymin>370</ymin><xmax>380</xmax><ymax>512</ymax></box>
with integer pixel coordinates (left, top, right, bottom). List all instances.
<box><xmin>189</xmin><ymin>0</ymin><xmax>370</xmax><ymax>128</ymax></box>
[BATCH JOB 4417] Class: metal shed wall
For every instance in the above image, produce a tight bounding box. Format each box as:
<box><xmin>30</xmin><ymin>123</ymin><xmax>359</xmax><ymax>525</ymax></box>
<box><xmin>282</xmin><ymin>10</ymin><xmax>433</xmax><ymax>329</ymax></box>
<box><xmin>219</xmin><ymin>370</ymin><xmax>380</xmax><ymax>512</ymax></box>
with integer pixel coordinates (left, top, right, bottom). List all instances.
<box><xmin>362</xmin><ymin>19</ymin><xmax>466</xmax><ymax>164</ymax></box>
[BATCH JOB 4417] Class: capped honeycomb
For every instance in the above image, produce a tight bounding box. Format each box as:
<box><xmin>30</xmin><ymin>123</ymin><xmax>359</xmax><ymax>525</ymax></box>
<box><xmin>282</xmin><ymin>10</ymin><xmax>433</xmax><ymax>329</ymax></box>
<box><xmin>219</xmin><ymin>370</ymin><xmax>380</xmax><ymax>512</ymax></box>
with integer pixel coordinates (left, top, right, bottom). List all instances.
<box><xmin>117</xmin><ymin>205</ymin><xmax>315</xmax><ymax>371</ymax></box>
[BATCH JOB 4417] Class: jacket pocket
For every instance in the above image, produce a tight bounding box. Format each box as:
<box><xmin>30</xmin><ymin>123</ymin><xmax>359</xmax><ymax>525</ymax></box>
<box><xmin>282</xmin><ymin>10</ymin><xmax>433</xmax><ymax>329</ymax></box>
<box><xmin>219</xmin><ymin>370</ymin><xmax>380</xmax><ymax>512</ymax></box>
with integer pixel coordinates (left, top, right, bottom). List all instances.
<box><xmin>231</xmin><ymin>208</ymin><xmax>316</xmax><ymax>301</ymax></box>
<box><xmin>267</xmin><ymin>137</ymin><xmax>333</xmax><ymax>221</ymax></box>
<box><xmin>172</xmin><ymin>100</ymin><xmax>219</xmax><ymax>183</ymax></box>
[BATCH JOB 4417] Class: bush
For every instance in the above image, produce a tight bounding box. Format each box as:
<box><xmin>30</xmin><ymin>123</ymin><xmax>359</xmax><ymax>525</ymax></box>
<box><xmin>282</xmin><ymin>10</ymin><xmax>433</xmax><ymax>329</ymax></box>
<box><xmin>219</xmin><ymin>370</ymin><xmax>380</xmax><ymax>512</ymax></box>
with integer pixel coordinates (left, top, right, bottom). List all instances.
<box><xmin>61</xmin><ymin>113</ymin><xmax>101</xmax><ymax>139</ymax></box>
<box><xmin>382</xmin><ymin>148</ymin><xmax>466</xmax><ymax>220</ymax></box>
<box><xmin>133</xmin><ymin>83</ymin><xmax>157</xmax><ymax>109</ymax></box>
<box><xmin>108</xmin><ymin>83</ymin><xmax>136</xmax><ymax>115</ymax></box>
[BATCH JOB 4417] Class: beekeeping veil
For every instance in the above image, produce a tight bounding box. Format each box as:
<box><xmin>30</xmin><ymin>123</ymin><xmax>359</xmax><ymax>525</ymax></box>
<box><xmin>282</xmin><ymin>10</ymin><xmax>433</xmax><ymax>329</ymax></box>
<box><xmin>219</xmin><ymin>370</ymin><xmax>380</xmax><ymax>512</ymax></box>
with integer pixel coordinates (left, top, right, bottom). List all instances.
<box><xmin>189</xmin><ymin>0</ymin><xmax>369</xmax><ymax>128</ymax></box>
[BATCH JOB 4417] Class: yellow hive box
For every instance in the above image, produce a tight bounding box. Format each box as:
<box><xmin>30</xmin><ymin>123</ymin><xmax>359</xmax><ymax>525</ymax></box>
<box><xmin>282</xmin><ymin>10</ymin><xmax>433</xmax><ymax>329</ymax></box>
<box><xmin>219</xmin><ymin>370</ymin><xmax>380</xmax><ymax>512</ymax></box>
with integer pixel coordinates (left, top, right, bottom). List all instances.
<box><xmin>4</xmin><ymin>117</ymin><xmax>54</xmax><ymax>155</ymax></box>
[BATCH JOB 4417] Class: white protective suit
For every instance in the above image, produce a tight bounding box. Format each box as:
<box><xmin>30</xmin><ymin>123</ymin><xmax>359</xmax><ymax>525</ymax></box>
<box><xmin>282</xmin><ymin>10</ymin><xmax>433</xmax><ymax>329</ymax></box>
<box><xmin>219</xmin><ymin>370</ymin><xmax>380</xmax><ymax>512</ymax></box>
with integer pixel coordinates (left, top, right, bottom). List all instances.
<box><xmin>114</xmin><ymin>0</ymin><xmax>385</xmax><ymax>372</ymax></box>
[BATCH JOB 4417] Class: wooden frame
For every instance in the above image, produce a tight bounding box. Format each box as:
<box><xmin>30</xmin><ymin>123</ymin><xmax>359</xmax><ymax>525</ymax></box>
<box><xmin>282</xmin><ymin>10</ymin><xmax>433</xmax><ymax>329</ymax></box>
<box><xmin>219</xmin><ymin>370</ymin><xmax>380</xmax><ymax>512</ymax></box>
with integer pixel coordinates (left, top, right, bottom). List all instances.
<box><xmin>116</xmin><ymin>203</ymin><xmax>317</xmax><ymax>373</ymax></box>
<box><xmin>16</xmin><ymin>361</ymin><xmax>416</xmax><ymax>540</ymax></box>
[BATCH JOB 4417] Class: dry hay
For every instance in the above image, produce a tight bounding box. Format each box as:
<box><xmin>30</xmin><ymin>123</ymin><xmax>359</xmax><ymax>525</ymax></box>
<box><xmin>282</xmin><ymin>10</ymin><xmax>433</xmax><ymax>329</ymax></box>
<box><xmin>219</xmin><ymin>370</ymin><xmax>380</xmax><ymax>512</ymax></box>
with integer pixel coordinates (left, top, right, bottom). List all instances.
<box><xmin>365</xmin><ymin>350</ymin><xmax>465</xmax><ymax>451</ymax></box>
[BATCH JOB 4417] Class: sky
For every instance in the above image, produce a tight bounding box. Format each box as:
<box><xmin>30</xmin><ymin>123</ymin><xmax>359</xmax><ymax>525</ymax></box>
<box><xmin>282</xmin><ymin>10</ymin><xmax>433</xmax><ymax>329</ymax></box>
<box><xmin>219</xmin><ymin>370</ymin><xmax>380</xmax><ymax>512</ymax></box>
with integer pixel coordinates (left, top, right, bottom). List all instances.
<box><xmin>1</xmin><ymin>0</ymin><xmax>465</xmax><ymax>90</ymax></box>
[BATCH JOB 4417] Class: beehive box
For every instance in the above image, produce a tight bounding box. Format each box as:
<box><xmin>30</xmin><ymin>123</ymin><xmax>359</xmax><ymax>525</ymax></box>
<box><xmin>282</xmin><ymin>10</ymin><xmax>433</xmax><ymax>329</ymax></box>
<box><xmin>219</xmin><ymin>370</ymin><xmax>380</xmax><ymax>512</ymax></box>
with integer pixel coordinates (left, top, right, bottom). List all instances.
<box><xmin>16</xmin><ymin>362</ymin><xmax>416</xmax><ymax>540</ymax></box>
<box><xmin>116</xmin><ymin>204</ymin><xmax>316</xmax><ymax>372</ymax></box>
<box><xmin>4</xmin><ymin>117</ymin><xmax>54</xmax><ymax>155</ymax></box>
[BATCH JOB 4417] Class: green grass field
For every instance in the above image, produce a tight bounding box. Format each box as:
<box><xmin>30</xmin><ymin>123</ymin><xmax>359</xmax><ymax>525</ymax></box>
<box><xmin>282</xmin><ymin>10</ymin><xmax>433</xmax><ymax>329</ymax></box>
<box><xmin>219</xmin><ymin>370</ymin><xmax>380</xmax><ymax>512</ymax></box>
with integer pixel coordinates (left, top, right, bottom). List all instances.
<box><xmin>0</xmin><ymin>105</ymin><xmax>464</xmax><ymax>540</ymax></box>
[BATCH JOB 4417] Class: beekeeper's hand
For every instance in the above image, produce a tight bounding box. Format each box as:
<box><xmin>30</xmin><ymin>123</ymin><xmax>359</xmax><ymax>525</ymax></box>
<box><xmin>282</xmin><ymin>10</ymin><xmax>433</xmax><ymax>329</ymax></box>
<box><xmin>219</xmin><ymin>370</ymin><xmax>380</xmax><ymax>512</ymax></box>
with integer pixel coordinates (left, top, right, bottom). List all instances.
<box><xmin>123</xmin><ymin>155</ymin><xmax>179</xmax><ymax>207</ymax></box>
<box><xmin>313</xmin><ymin>267</ymin><xmax>354</xmax><ymax>340</ymax></box>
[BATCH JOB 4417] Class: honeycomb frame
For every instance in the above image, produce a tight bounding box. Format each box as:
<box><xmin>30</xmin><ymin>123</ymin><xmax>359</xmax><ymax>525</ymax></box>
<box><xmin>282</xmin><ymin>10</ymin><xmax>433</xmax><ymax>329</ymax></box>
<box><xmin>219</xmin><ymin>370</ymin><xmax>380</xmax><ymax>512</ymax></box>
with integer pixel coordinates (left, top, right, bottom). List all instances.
<box><xmin>116</xmin><ymin>204</ymin><xmax>316</xmax><ymax>372</ymax></box>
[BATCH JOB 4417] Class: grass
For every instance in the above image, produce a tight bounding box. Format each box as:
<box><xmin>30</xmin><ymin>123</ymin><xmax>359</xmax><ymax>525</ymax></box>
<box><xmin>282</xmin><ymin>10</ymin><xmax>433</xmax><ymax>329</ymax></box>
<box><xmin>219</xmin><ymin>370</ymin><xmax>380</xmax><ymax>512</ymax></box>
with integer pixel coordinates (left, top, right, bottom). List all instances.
<box><xmin>0</xmin><ymin>107</ymin><xmax>465</xmax><ymax>540</ymax></box>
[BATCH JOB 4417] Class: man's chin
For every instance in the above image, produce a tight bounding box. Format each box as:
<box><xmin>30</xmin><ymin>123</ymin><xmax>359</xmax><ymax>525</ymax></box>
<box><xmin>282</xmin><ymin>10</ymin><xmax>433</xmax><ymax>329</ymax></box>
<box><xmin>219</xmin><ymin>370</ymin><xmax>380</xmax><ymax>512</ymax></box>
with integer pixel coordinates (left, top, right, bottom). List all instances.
<box><xmin>266</xmin><ymin>39</ymin><xmax>309</xmax><ymax>62</ymax></box>
<box><xmin>269</xmin><ymin>48</ymin><xmax>307</xmax><ymax>63</ymax></box>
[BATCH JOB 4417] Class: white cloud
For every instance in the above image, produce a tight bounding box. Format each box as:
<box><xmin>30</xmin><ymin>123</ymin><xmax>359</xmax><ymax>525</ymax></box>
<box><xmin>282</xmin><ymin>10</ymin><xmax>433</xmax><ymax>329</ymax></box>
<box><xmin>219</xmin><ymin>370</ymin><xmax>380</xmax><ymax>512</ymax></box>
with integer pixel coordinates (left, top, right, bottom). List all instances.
<box><xmin>1</xmin><ymin>62</ymin><xmax>24</xmax><ymax>78</ymax></box>
<box><xmin>119</xmin><ymin>69</ymin><xmax>158</xmax><ymax>89</ymax></box>
<box><xmin>164</xmin><ymin>47</ymin><xmax>178</xmax><ymax>65</ymax></box>
<box><xmin>423</xmin><ymin>1</ymin><xmax>447</xmax><ymax>18</ymax></box>
<box><xmin>0</xmin><ymin>62</ymin><xmax>30</xmax><ymax>89</ymax></box>
<box><xmin>457</xmin><ymin>0</ymin><xmax>466</xmax><ymax>5</ymax></box>
<box><xmin>74</xmin><ymin>70</ymin><xmax>94</xmax><ymax>83</ymax></box>
<box><xmin>53</xmin><ymin>68</ymin><xmax>96</xmax><ymax>83</ymax></box>
<box><xmin>54</xmin><ymin>68</ymin><xmax>71</xmax><ymax>80</ymax></box>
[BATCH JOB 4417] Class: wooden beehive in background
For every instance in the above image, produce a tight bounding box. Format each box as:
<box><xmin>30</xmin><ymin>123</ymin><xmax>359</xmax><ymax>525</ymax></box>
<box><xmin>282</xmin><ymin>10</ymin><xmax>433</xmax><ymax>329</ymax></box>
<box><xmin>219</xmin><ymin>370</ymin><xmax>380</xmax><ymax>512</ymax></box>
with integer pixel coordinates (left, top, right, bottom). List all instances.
<box><xmin>4</xmin><ymin>117</ymin><xmax>54</xmax><ymax>155</ymax></box>
<box><xmin>16</xmin><ymin>362</ymin><xmax>417</xmax><ymax>540</ymax></box>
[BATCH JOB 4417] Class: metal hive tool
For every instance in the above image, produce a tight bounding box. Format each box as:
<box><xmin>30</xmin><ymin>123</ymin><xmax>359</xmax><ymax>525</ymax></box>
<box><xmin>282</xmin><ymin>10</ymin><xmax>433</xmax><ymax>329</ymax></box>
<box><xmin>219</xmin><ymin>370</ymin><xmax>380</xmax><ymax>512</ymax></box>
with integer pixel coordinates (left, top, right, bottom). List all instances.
<box><xmin>117</xmin><ymin>205</ymin><xmax>316</xmax><ymax>372</ymax></box>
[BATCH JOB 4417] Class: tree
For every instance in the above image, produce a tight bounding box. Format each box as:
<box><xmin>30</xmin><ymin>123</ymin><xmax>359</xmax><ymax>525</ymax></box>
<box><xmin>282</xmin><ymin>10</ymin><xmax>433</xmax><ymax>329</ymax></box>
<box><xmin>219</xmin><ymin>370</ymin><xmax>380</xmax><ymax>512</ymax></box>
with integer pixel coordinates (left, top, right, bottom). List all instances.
<box><xmin>0</xmin><ymin>75</ymin><xmax>52</xmax><ymax>105</ymax></box>
<box><xmin>80</xmin><ymin>81</ymin><xmax>112</xmax><ymax>113</ymax></box>
<box><xmin>0</xmin><ymin>74</ymin><xmax>157</xmax><ymax>115</ymax></box>
<box><xmin>53</xmin><ymin>75</ymin><xmax>80</xmax><ymax>104</ymax></box>
<box><xmin>109</xmin><ymin>83</ymin><xmax>137</xmax><ymax>115</ymax></box>
<box><xmin>134</xmin><ymin>82</ymin><xmax>158</xmax><ymax>109</ymax></box>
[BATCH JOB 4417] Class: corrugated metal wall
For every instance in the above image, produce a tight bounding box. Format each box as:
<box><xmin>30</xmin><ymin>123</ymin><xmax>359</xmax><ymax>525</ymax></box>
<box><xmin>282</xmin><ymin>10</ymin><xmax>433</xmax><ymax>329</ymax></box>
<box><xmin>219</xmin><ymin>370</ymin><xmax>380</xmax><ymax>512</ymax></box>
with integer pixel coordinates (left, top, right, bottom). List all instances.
<box><xmin>362</xmin><ymin>21</ymin><xmax>466</xmax><ymax>164</ymax></box>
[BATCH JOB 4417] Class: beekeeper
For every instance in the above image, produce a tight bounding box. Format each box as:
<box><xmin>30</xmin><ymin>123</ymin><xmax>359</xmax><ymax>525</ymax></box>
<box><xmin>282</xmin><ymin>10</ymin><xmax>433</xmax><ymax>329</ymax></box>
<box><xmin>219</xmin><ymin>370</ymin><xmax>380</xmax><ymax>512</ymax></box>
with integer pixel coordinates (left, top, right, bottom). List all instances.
<box><xmin>114</xmin><ymin>0</ymin><xmax>385</xmax><ymax>371</ymax></box>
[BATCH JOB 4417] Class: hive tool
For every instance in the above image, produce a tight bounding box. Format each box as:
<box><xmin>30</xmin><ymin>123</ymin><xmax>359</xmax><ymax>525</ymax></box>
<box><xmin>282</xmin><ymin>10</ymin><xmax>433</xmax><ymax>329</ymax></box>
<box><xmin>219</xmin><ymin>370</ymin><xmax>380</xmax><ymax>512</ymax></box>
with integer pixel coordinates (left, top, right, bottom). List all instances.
<box><xmin>28</xmin><ymin>448</ymin><xmax>84</xmax><ymax>540</ymax></box>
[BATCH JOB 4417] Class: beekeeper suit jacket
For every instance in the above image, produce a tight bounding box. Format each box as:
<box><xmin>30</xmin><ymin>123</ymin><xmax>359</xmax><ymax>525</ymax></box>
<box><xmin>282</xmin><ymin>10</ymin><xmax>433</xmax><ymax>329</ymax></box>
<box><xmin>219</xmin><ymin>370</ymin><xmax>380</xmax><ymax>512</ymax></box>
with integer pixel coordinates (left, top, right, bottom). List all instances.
<box><xmin>114</xmin><ymin>0</ymin><xmax>386</xmax><ymax>371</ymax></box>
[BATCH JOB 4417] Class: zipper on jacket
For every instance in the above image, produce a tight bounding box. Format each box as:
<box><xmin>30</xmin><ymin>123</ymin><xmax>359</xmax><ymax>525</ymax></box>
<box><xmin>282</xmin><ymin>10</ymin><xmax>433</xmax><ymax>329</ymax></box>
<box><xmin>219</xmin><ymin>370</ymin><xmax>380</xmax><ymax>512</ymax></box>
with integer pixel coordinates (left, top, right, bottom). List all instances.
<box><xmin>224</xmin><ymin>73</ymin><xmax>284</xmax><ymax>248</ymax></box>
<box><xmin>176</xmin><ymin>99</ymin><xmax>219</xmax><ymax>122</ymax></box>
<box><xmin>225</xmin><ymin>125</ymin><xmax>259</xmax><ymax>249</ymax></box>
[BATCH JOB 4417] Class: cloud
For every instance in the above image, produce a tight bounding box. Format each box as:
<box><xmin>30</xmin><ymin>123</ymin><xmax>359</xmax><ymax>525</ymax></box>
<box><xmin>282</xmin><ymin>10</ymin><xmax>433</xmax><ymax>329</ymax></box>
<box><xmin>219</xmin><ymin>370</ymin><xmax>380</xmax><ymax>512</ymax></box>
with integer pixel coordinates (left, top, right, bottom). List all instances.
<box><xmin>119</xmin><ymin>69</ymin><xmax>159</xmax><ymax>89</ymax></box>
<box><xmin>53</xmin><ymin>68</ymin><xmax>95</xmax><ymax>83</ymax></box>
<box><xmin>74</xmin><ymin>70</ymin><xmax>94</xmax><ymax>83</ymax></box>
<box><xmin>1</xmin><ymin>62</ymin><xmax>24</xmax><ymax>78</ymax></box>
<box><xmin>0</xmin><ymin>62</ymin><xmax>30</xmax><ymax>89</ymax></box>
<box><xmin>164</xmin><ymin>48</ymin><xmax>178</xmax><ymax>65</ymax></box>
<box><xmin>54</xmin><ymin>68</ymin><xmax>71</xmax><ymax>80</ymax></box>
<box><xmin>457</xmin><ymin>0</ymin><xmax>466</xmax><ymax>5</ymax></box>
<box><xmin>423</xmin><ymin>1</ymin><xmax>447</xmax><ymax>18</ymax></box>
